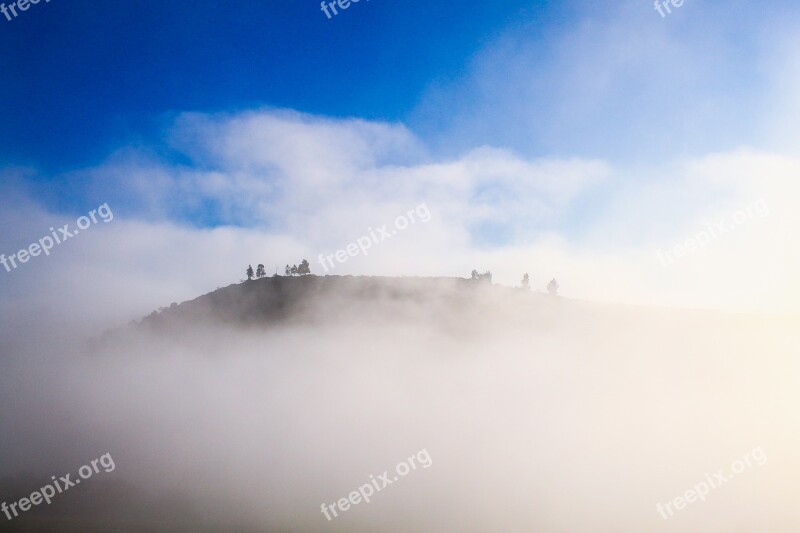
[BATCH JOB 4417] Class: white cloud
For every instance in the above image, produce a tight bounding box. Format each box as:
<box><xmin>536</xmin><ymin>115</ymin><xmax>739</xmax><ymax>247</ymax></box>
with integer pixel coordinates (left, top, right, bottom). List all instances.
<box><xmin>411</xmin><ymin>0</ymin><xmax>800</xmax><ymax>162</ymax></box>
<box><xmin>1</xmin><ymin>110</ymin><xmax>798</xmax><ymax>342</ymax></box>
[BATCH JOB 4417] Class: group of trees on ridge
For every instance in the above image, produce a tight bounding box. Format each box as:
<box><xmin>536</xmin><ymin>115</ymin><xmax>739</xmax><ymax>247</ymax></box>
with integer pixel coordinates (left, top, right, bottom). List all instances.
<box><xmin>244</xmin><ymin>263</ymin><xmax>558</xmax><ymax>294</ymax></box>
<box><xmin>246</xmin><ymin>260</ymin><xmax>311</xmax><ymax>280</ymax></box>
<box><xmin>469</xmin><ymin>270</ymin><xmax>559</xmax><ymax>294</ymax></box>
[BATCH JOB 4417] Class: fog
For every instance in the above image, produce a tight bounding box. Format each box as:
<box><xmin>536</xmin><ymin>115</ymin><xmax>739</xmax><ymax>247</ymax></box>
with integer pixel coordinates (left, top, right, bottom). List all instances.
<box><xmin>4</xmin><ymin>1</ymin><xmax>800</xmax><ymax>530</ymax></box>
<box><xmin>1</xmin><ymin>278</ymin><xmax>798</xmax><ymax>531</ymax></box>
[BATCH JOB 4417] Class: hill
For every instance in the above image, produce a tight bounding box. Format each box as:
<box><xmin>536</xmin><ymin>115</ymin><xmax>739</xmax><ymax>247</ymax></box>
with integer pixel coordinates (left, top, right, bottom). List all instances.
<box><xmin>133</xmin><ymin>275</ymin><xmax>562</xmax><ymax>332</ymax></box>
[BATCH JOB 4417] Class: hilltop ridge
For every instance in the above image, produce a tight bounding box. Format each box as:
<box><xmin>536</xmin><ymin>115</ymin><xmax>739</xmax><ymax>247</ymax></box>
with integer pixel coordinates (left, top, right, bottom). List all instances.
<box><xmin>136</xmin><ymin>275</ymin><xmax>550</xmax><ymax>331</ymax></box>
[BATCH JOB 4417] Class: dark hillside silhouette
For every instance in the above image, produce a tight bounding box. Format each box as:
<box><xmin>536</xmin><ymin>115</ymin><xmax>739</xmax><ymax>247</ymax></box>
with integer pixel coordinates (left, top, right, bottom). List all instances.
<box><xmin>133</xmin><ymin>274</ymin><xmax>562</xmax><ymax>337</ymax></box>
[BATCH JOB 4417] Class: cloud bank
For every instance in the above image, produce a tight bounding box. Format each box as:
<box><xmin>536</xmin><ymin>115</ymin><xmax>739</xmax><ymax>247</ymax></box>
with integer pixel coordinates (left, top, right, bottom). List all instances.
<box><xmin>1</xmin><ymin>109</ymin><xmax>797</xmax><ymax>338</ymax></box>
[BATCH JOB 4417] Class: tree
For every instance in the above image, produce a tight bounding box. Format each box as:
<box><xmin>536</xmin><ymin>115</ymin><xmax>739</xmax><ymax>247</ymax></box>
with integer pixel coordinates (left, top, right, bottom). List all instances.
<box><xmin>291</xmin><ymin>265</ymin><xmax>298</xmax><ymax>276</ymax></box>
<box><xmin>285</xmin><ymin>265</ymin><xmax>291</xmax><ymax>276</ymax></box>
<box><xmin>246</xmin><ymin>265</ymin><xmax>254</xmax><ymax>281</ymax></box>
<box><xmin>256</xmin><ymin>264</ymin><xmax>266</xmax><ymax>279</ymax></box>
<box><xmin>521</xmin><ymin>273</ymin><xmax>530</xmax><ymax>290</ymax></box>
<box><xmin>547</xmin><ymin>278</ymin><xmax>559</xmax><ymax>295</ymax></box>
<box><xmin>470</xmin><ymin>270</ymin><xmax>492</xmax><ymax>283</ymax></box>
<box><xmin>298</xmin><ymin>259</ymin><xmax>311</xmax><ymax>275</ymax></box>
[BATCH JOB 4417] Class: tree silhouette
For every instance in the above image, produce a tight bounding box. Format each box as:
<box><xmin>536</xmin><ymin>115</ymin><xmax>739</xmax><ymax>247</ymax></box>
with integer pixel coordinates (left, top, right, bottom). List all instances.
<box><xmin>285</xmin><ymin>265</ymin><xmax>291</xmax><ymax>276</ymax></box>
<box><xmin>547</xmin><ymin>278</ymin><xmax>559</xmax><ymax>295</ymax></box>
<box><xmin>521</xmin><ymin>273</ymin><xmax>530</xmax><ymax>290</ymax></box>
<box><xmin>291</xmin><ymin>265</ymin><xmax>298</xmax><ymax>276</ymax></box>
<box><xmin>470</xmin><ymin>270</ymin><xmax>492</xmax><ymax>283</ymax></box>
<box><xmin>246</xmin><ymin>265</ymin><xmax>254</xmax><ymax>281</ymax></box>
<box><xmin>298</xmin><ymin>259</ymin><xmax>311</xmax><ymax>275</ymax></box>
<box><xmin>256</xmin><ymin>264</ymin><xmax>266</xmax><ymax>279</ymax></box>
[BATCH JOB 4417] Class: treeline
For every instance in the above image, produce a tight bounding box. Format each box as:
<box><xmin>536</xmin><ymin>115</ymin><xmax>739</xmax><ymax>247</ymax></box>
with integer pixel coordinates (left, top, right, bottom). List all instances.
<box><xmin>472</xmin><ymin>269</ymin><xmax>559</xmax><ymax>294</ymax></box>
<box><xmin>245</xmin><ymin>259</ymin><xmax>311</xmax><ymax>280</ymax></box>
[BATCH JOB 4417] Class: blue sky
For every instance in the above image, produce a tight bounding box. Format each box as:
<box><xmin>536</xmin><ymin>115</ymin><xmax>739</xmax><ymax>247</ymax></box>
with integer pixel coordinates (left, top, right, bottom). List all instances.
<box><xmin>3</xmin><ymin>0</ymin><xmax>799</xmax><ymax>193</ymax></box>
<box><xmin>0</xmin><ymin>0</ymin><xmax>551</xmax><ymax>172</ymax></box>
